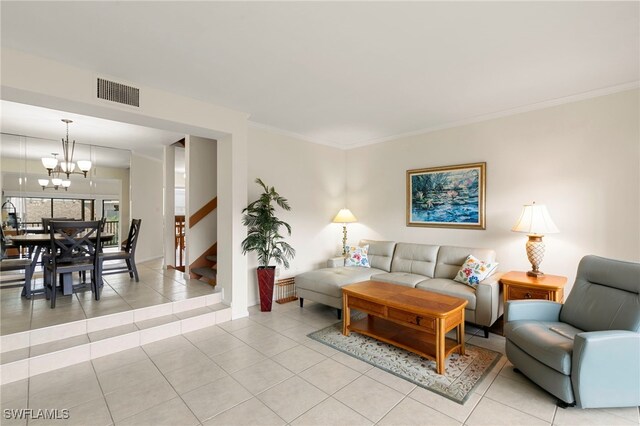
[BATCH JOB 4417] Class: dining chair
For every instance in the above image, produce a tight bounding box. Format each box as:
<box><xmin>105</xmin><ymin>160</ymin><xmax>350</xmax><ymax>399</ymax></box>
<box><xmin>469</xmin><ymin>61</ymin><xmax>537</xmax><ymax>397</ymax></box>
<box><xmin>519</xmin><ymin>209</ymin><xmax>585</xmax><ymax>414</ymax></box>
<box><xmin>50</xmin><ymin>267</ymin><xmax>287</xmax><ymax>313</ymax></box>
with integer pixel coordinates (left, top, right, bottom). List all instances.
<box><xmin>78</xmin><ymin>217</ymin><xmax>108</xmax><ymax>284</ymax></box>
<box><xmin>41</xmin><ymin>217</ymin><xmax>71</xmax><ymax>234</ymax></box>
<box><xmin>0</xmin><ymin>227</ymin><xmax>34</xmax><ymax>298</ymax></box>
<box><xmin>44</xmin><ymin>220</ymin><xmax>102</xmax><ymax>308</ymax></box>
<box><xmin>0</xmin><ymin>226</ymin><xmax>17</xmax><ymax>258</ymax></box>
<box><xmin>100</xmin><ymin>219</ymin><xmax>142</xmax><ymax>282</ymax></box>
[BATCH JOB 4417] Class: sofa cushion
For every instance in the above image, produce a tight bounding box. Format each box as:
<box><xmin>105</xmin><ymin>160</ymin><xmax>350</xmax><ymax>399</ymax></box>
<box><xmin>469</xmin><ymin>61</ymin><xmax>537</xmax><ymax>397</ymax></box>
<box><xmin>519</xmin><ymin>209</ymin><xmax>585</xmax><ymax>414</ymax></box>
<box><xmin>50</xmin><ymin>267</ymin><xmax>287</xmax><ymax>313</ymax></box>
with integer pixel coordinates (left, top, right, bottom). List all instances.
<box><xmin>415</xmin><ymin>278</ymin><xmax>477</xmax><ymax>310</ymax></box>
<box><xmin>296</xmin><ymin>266</ymin><xmax>386</xmax><ymax>298</ymax></box>
<box><xmin>345</xmin><ymin>244</ymin><xmax>370</xmax><ymax>267</ymax></box>
<box><xmin>453</xmin><ymin>255</ymin><xmax>499</xmax><ymax>288</ymax></box>
<box><xmin>434</xmin><ymin>246</ymin><xmax>497</xmax><ymax>279</ymax></box>
<box><xmin>359</xmin><ymin>240</ymin><xmax>396</xmax><ymax>272</ymax></box>
<box><xmin>370</xmin><ymin>272</ymin><xmax>425</xmax><ymax>287</ymax></box>
<box><xmin>504</xmin><ymin>321</ymin><xmax>582</xmax><ymax>375</ymax></box>
<box><xmin>390</xmin><ymin>243</ymin><xmax>439</xmax><ymax>277</ymax></box>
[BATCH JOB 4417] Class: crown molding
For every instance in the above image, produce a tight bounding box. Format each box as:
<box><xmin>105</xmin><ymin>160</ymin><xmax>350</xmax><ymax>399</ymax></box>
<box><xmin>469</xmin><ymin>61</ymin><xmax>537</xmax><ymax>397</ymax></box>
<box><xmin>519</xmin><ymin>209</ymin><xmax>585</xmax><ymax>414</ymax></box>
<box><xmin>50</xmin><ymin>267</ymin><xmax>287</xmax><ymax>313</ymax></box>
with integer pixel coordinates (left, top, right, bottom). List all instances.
<box><xmin>341</xmin><ymin>81</ymin><xmax>640</xmax><ymax>149</ymax></box>
<box><xmin>249</xmin><ymin>81</ymin><xmax>639</xmax><ymax>151</ymax></box>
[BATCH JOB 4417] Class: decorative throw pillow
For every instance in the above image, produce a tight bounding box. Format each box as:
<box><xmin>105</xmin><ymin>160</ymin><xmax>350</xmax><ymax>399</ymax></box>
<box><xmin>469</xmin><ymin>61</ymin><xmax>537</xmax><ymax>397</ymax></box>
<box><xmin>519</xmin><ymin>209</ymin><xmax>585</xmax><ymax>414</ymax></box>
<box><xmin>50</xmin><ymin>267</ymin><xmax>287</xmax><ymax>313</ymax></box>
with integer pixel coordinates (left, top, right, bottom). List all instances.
<box><xmin>345</xmin><ymin>244</ymin><xmax>370</xmax><ymax>268</ymax></box>
<box><xmin>454</xmin><ymin>255</ymin><xmax>498</xmax><ymax>288</ymax></box>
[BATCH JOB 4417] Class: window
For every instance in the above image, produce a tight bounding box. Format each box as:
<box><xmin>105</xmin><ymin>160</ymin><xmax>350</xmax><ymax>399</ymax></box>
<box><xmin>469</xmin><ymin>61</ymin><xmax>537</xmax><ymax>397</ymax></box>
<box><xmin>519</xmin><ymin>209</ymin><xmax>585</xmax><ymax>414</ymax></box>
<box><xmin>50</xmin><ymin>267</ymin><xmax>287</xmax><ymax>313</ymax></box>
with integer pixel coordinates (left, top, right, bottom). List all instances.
<box><xmin>3</xmin><ymin>196</ymin><xmax>96</xmax><ymax>229</ymax></box>
<box><xmin>83</xmin><ymin>200</ymin><xmax>94</xmax><ymax>221</ymax></box>
<box><xmin>102</xmin><ymin>200</ymin><xmax>120</xmax><ymax>246</ymax></box>
<box><xmin>22</xmin><ymin>197</ymin><xmax>52</xmax><ymax>224</ymax></box>
<box><xmin>52</xmin><ymin>198</ymin><xmax>82</xmax><ymax>219</ymax></box>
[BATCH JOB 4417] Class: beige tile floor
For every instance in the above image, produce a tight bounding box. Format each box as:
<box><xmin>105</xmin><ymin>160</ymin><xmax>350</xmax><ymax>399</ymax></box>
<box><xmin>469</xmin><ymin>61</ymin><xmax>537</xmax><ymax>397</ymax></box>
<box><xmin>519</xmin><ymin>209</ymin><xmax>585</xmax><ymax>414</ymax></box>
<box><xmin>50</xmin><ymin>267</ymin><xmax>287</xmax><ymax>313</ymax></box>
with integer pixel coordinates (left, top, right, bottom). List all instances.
<box><xmin>1</xmin><ymin>300</ymin><xmax>638</xmax><ymax>426</ymax></box>
<box><xmin>0</xmin><ymin>259</ymin><xmax>216</xmax><ymax>335</ymax></box>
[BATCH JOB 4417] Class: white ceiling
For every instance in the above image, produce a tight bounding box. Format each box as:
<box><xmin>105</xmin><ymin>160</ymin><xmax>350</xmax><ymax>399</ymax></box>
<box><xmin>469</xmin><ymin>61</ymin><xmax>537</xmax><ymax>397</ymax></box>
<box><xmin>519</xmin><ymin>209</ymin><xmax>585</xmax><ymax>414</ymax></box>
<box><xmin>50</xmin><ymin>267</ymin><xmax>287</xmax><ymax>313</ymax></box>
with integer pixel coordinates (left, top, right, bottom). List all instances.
<box><xmin>0</xmin><ymin>101</ymin><xmax>184</xmax><ymax>163</ymax></box>
<box><xmin>1</xmin><ymin>2</ymin><xmax>638</xmax><ymax>148</ymax></box>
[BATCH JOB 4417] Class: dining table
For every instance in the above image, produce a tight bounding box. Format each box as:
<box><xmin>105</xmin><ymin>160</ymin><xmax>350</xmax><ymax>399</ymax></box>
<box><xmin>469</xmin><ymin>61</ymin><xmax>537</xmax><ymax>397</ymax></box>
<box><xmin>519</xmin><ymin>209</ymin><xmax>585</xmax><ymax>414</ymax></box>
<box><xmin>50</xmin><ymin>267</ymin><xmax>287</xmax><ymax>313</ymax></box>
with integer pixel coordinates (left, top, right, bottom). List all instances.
<box><xmin>9</xmin><ymin>232</ymin><xmax>115</xmax><ymax>298</ymax></box>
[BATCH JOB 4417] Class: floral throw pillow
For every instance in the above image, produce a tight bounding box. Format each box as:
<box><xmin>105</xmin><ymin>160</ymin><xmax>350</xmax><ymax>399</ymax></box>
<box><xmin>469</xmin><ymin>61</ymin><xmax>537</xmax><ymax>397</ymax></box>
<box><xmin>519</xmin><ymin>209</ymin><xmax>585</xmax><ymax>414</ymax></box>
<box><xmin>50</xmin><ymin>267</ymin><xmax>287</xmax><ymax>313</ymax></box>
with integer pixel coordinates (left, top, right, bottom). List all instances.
<box><xmin>454</xmin><ymin>255</ymin><xmax>498</xmax><ymax>288</ymax></box>
<box><xmin>345</xmin><ymin>245</ymin><xmax>370</xmax><ymax>268</ymax></box>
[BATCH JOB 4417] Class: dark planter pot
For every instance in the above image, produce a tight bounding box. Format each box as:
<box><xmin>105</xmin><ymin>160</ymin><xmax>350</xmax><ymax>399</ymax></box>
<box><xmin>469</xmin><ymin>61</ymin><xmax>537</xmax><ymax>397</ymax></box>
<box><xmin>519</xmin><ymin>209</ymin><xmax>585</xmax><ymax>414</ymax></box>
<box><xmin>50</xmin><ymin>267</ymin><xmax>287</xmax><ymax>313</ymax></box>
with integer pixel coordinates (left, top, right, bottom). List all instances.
<box><xmin>257</xmin><ymin>266</ymin><xmax>276</xmax><ymax>312</ymax></box>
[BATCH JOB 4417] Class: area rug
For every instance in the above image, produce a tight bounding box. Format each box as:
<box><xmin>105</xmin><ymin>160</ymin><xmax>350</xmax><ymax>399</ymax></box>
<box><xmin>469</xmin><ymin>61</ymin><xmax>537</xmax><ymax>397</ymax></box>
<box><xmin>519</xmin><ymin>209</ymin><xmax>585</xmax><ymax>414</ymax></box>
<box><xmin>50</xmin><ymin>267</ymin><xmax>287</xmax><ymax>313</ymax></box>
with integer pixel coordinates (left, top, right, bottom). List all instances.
<box><xmin>308</xmin><ymin>320</ymin><xmax>502</xmax><ymax>404</ymax></box>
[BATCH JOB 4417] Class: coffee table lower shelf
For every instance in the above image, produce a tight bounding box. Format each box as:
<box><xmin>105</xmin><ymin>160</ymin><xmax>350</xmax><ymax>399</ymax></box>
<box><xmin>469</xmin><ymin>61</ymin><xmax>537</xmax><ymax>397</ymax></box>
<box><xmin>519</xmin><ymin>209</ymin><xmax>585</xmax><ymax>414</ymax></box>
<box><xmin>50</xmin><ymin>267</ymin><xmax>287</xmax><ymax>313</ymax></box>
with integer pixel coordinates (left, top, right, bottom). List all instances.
<box><xmin>348</xmin><ymin>315</ymin><xmax>462</xmax><ymax>366</ymax></box>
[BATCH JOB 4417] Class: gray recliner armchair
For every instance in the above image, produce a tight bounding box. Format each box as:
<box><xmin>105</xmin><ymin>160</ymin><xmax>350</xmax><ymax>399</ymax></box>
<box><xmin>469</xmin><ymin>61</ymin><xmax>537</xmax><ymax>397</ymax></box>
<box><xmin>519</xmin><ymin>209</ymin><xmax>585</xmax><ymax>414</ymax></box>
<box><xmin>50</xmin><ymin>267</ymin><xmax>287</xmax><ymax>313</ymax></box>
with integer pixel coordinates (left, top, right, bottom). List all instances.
<box><xmin>504</xmin><ymin>255</ymin><xmax>640</xmax><ymax>408</ymax></box>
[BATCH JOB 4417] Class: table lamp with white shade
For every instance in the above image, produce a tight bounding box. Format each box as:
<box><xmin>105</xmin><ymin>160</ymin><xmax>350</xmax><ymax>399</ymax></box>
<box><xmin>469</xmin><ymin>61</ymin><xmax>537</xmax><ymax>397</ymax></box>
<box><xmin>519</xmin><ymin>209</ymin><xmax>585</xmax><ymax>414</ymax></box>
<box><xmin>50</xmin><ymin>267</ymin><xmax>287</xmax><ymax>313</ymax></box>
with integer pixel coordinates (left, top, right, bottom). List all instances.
<box><xmin>511</xmin><ymin>202</ymin><xmax>559</xmax><ymax>277</ymax></box>
<box><xmin>333</xmin><ymin>208</ymin><xmax>357</xmax><ymax>256</ymax></box>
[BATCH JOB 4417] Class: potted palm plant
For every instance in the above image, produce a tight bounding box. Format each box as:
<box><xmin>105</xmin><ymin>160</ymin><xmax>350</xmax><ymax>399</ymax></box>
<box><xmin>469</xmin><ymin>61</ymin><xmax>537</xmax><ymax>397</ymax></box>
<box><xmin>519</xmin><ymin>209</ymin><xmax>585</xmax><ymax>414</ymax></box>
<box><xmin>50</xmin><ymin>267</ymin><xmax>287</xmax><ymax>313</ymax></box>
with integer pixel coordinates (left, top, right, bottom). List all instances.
<box><xmin>242</xmin><ymin>178</ymin><xmax>296</xmax><ymax>311</ymax></box>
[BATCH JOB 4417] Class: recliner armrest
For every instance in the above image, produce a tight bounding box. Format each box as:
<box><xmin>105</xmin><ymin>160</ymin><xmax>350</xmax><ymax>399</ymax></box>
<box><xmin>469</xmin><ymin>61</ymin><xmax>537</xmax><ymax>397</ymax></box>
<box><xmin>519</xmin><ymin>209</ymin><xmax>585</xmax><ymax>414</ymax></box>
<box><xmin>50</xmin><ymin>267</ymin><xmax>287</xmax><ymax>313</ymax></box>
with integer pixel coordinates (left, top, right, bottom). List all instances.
<box><xmin>504</xmin><ymin>300</ymin><xmax>562</xmax><ymax>322</ymax></box>
<box><xmin>572</xmin><ymin>330</ymin><xmax>640</xmax><ymax>408</ymax></box>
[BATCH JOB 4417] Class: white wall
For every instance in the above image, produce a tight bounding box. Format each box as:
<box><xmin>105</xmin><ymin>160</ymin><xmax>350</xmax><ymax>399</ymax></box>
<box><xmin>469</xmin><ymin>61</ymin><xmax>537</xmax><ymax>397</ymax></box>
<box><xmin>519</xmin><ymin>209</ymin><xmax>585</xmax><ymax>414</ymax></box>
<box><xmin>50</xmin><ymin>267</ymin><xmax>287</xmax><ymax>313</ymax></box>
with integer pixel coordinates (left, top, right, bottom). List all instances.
<box><xmin>130</xmin><ymin>153</ymin><xmax>164</xmax><ymax>262</ymax></box>
<box><xmin>119</xmin><ymin>168</ymin><xmax>130</xmax><ymax>245</ymax></box>
<box><xmin>186</xmin><ymin>135</ymin><xmax>217</xmax><ymax>270</ymax></box>
<box><xmin>246</xmin><ymin>126</ymin><xmax>347</xmax><ymax>305</ymax></box>
<box><xmin>187</xmin><ymin>136</ymin><xmax>217</xmax><ymax>211</ymax></box>
<box><xmin>217</xmin><ymin>132</ymin><xmax>249</xmax><ymax>317</ymax></box>
<box><xmin>346</xmin><ymin>89</ymin><xmax>640</xmax><ymax>294</ymax></box>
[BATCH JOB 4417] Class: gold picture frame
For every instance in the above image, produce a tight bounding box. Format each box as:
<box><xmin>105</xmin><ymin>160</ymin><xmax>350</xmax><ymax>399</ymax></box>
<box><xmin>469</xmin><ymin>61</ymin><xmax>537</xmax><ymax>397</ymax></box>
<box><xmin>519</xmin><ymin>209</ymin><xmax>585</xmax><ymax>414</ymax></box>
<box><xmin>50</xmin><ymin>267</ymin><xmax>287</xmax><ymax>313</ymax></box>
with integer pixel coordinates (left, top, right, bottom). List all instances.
<box><xmin>406</xmin><ymin>162</ymin><xmax>486</xmax><ymax>229</ymax></box>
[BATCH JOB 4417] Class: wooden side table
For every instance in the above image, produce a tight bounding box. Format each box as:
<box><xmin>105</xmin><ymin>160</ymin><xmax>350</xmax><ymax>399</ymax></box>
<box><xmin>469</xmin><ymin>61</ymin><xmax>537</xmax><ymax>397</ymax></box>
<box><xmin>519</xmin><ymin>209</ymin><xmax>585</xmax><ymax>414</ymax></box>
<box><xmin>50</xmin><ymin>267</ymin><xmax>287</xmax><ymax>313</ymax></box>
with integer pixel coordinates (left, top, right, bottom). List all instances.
<box><xmin>501</xmin><ymin>271</ymin><xmax>567</xmax><ymax>303</ymax></box>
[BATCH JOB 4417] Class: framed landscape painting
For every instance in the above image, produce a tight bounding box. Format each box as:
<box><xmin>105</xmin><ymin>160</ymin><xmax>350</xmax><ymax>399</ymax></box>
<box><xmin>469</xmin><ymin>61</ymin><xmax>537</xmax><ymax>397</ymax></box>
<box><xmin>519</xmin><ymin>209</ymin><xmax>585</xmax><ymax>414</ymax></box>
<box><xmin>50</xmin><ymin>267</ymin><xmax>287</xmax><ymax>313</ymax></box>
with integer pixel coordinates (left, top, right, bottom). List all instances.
<box><xmin>406</xmin><ymin>162</ymin><xmax>486</xmax><ymax>229</ymax></box>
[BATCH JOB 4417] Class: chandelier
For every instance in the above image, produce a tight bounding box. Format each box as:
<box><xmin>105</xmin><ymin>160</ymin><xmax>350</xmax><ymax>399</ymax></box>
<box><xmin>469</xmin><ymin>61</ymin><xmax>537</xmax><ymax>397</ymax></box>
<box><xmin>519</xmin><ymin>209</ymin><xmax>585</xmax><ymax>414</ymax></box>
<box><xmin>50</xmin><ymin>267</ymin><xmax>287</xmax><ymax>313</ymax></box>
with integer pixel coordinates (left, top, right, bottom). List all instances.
<box><xmin>38</xmin><ymin>175</ymin><xmax>71</xmax><ymax>191</ymax></box>
<box><xmin>41</xmin><ymin>119</ymin><xmax>92</xmax><ymax>178</ymax></box>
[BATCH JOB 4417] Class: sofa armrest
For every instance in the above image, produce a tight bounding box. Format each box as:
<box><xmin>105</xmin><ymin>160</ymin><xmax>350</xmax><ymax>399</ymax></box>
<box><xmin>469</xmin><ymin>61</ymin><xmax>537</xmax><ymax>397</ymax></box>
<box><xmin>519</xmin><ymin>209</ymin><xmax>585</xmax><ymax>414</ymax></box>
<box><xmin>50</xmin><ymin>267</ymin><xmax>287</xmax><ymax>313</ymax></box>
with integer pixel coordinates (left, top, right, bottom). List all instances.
<box><xmin>504</xmin><ymin>300</ymin><xmax>562</xmax><ymax>322</ymax></box>
<box><xmin>479</xmin><ymin>272</ymin><xmax>502</xmax><ymax>286</ymax></box>
<box><xmin>473</xmin><ymin>272</ymin><xmax>504</xmax><ymax>327</ymax></box>
<box><xmin>327</xmin><ymin>257</ymin><xmax>345</xmax><ymax>268</ymax></box>
<box><xmin>572</xmin><ymin>331</ymin><xmax>640</xmax><ymax>408</ymax></box>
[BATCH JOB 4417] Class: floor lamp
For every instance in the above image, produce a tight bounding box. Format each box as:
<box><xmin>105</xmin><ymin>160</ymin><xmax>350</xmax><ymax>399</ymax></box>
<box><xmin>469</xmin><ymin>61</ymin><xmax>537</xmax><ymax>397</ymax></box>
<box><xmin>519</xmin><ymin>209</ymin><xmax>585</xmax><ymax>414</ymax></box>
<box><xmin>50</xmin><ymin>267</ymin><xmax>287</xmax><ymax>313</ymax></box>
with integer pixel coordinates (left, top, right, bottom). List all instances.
<box><xmin>332</xmin><ymin>208</ymin><xmax>357</xmax><ymax>256</ymax></box>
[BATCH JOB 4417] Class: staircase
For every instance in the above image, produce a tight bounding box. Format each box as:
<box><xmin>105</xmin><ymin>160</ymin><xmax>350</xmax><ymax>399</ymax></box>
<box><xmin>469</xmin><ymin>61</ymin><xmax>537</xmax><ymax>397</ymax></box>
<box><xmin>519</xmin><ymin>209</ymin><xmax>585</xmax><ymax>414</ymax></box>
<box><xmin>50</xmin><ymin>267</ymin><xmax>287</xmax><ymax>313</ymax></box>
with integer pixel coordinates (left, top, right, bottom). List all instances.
<box><xmin>191</xmin><ymin>254</ymin><xmax>217</xmax><ymax>286</ymax></box>
<box><xmin>0</xmin><ymin>292</ymin><xmax>231</xmax><ymax>385</ymax></box>
<box><xmin>187</xmin><ymin>192</ymin><xmax>218</xmax><ymax>286</ymax></box>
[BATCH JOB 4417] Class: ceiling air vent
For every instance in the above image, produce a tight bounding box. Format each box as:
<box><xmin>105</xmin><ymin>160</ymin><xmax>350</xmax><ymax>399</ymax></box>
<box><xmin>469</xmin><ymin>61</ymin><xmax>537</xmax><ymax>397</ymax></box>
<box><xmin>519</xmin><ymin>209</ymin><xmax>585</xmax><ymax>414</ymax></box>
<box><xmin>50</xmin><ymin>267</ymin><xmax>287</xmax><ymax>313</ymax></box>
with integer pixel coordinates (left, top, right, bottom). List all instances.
<box><xmin>97</xmin><ymin>78</ymin><xmax>140</xmax><ymax>107</ymax></box>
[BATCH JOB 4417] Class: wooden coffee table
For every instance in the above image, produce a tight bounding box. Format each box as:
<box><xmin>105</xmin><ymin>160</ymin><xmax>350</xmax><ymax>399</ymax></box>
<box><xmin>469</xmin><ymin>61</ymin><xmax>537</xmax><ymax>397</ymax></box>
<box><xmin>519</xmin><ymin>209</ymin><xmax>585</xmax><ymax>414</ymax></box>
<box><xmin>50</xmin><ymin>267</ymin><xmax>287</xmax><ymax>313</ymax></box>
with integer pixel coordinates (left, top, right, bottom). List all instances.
<box><xmin>342</xmin><ymin>280</ymin><xmax>468</xmax><ymax>374</ymax></box>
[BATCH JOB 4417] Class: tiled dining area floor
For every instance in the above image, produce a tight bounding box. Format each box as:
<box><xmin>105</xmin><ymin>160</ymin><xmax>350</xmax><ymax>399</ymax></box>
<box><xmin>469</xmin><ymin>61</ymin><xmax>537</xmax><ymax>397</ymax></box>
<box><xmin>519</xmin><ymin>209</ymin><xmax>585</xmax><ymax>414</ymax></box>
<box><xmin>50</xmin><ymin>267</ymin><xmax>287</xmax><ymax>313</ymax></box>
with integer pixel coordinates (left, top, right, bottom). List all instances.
<box><xmin>0</xmin><ymin>259</ymin><xmax>216</xmax><ymax>335</ymax></box>
<box><xmin>2</xmin><ymin>299</ymin><xmax>638</xmax><ymax>426</ymax></box>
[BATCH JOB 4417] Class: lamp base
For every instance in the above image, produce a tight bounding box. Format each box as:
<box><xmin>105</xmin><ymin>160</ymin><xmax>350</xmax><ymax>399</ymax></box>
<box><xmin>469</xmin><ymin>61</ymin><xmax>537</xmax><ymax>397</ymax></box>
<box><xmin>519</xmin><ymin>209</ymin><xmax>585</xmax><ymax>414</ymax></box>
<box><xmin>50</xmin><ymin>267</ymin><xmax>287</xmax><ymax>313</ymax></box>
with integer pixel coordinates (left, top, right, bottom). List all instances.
<box><xmin>525</xmin><ymin>235</ymin><xmax>546</xmax><ymax>277</ymax></box>
<box><xmin>341</xmin><ymin>224</ymin><xmax>348</xmax><ymax>256</ymax></box>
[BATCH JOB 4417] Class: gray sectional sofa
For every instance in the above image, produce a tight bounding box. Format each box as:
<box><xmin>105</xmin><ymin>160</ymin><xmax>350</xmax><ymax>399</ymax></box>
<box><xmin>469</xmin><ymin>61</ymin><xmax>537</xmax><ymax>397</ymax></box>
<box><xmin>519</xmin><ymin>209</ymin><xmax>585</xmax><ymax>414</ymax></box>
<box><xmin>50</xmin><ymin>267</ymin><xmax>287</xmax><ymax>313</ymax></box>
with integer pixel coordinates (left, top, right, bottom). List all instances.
<box><xmin>296</xmin><ymin>239</ymin><xmax>503</xmax><ymax>337</ymax></box>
